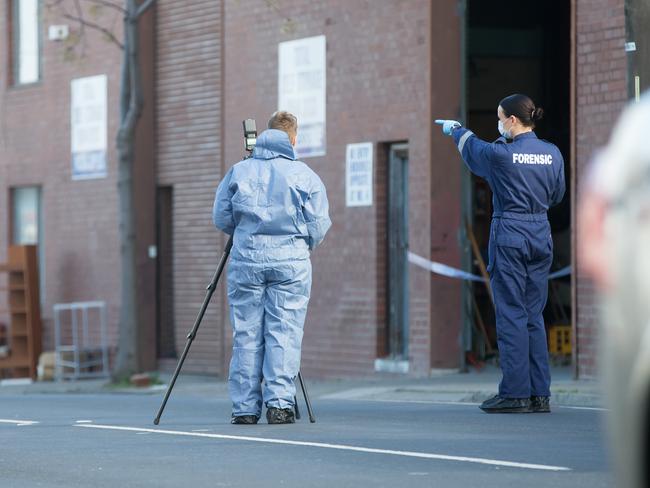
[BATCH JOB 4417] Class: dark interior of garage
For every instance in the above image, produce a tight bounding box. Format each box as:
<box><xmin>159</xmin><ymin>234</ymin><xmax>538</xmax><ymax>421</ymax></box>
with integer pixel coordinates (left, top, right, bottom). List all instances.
<box><xmin>465</xmin><ymin>0</ymin><xmax>572</xmax><ymax>365</ymax></box>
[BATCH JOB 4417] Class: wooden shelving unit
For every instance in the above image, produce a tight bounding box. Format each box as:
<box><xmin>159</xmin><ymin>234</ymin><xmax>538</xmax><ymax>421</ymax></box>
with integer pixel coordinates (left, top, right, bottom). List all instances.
<box><xmin>0</xmin><ymin>245</ymin><xmax>42</xmax><ymax>379</ymax></box>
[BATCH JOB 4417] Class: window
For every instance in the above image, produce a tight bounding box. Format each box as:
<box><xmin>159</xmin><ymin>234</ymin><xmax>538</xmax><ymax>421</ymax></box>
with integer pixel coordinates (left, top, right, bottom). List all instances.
<box><xmin>12</xmin><ymin>187</ymin><xmax>40</xmax><ymax>245</ymax></box>
<box><xmin>11</xmin><ymin>0</ymin><xmax>41</xmax><ymax>85</ymax></box>
<box><xmin>11</xmin><ymin>187</ymin><xmax>44</xmax><ymax>300</ymax></box>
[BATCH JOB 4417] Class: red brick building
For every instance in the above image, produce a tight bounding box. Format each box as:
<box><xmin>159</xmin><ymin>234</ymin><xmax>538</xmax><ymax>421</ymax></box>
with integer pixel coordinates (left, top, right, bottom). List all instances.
<box><xmin>573</xmin><ymin>0</ymin><xmax>629</xmax><ymax>378</ymax></box>
<box><xmin>572</xmin><ymin>0</ymin><xmax>649</xmax><ymax>378</ymax></box>
<box><xmin>1</xmin><ymin>0</ymin><xmax>645</xmax><ymax>380</ymax></box>
<box><xmin>0</xmin><ymin>0</ymin><xmax>125</xmax><ymax>362</ymax></box>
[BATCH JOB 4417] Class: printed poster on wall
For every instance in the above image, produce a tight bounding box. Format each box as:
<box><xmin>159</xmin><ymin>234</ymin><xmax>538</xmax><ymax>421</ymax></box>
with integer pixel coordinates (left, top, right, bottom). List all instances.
<box><xmin>71</xmin><ymin>74</ymin><xmax>107</xmax><ymax>180</ymax></box>
<box><xmin>278</xmin><ymin>35</ymin><xmax>326</xmax><ymax>158</ymax></box>
<box><xmin>346</xmin><ymin>142</ymin><xmax>373</xmax><ymax>207</ymax></box>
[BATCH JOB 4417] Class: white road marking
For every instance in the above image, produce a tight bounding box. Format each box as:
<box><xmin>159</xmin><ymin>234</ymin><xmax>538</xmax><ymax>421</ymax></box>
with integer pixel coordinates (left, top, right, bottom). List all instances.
<box><xmin>0</xmin><ymin>419</ymin><xmax>39</xmax><ymax>426</ymax></box>
<box><xmin>75</xmin><ymin>423</ymin><xmax>571</xmax><ymax>472</ymax></box>
<box><xmin>558</xmin><ymin>406</ymin><xmax>608</xmax><ymax>412</ymax></box>
<box><xmin>75</xmin><ymin>420</ymin><xmax>94</xmax><ymax>424</ymax></box>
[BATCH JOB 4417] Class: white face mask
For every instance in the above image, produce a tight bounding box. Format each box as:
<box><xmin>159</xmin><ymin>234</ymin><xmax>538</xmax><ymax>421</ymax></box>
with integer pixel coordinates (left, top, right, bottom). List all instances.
<box><xmin>498</xmin><ymin>119</ymin><xmax>511</xmax><ymax>139</ymax></box>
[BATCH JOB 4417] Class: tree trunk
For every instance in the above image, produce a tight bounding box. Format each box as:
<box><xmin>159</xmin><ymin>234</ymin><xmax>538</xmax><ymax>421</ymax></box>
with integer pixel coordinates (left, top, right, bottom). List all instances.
<box><xmin>113</xmin><ymin>0</ymin><xmax>145</xmax><ymax>379</ymax></box>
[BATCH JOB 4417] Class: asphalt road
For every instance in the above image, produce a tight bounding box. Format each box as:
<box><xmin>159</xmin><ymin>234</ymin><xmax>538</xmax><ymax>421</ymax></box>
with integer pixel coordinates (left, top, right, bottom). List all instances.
<box><xmin>0</xmin><ymin>392</ymin><xmax>612</xmax><ymax>487</ymax></box>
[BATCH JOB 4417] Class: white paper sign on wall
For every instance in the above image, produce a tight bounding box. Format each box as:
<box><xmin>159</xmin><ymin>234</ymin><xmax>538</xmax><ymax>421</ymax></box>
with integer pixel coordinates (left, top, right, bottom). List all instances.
<box><xmin>71</xmin><ymin>74</ymin><xmax>107</xmax><ymax>180</ymax></box>
<box><xmin>346</xmin><ymin>142</ymin><xmax>373</xmax><ymax>207</ymax></box>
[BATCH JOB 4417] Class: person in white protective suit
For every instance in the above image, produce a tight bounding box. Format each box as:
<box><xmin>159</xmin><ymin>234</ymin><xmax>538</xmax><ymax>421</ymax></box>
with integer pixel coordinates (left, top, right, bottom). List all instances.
<box><xmin>213</xmin><ymin>111</ymin><xmax>331</xmax><ymax>425</ymax></box>
<box><xmin>579</xmin><ymin>92</ymin><xmax>650</xmax><ymax>488</ymax></box>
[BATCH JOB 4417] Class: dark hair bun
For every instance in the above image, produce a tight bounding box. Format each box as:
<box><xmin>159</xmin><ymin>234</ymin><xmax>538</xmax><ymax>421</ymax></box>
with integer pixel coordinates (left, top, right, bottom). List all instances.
<box><xmin>499</xmin><ymin>94</ymin><xmax>541</xmax><ymax>127</ymax></box>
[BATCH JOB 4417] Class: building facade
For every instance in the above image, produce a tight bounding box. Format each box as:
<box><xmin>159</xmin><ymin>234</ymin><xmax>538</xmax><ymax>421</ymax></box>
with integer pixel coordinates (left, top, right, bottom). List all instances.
<box><xmin>0</xmin><ymin>0</ymin><xmax>125</xmax><ymax>364</ymax></box>
<box><xmin>1</xmin><ymin>0</ymin><xmax>644</xmax><ymax>380</ymax></box>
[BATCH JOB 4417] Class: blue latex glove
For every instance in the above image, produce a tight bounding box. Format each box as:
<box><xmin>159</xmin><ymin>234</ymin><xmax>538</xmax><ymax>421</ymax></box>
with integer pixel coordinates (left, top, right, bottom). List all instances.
<box><xmin>435</xmin><ymin>119</ymin><xmax>461</xmax><ymax>136</ymax></box>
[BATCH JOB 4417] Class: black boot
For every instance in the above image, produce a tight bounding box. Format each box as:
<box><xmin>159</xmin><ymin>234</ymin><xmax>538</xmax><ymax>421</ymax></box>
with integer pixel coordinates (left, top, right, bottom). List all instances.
<box><xmin>530</xmin><ymin>396</ymin><xmax>551</xmax><ymax>413</ymax></box>
<box><xmin>266</xmin><ymin>407</ymin><xmax>295</xmax><ymax>424</ymax></box>
<box><xmin>231</xmin><ymin>415</ymin><xmax>259</xmax><ymax>425</ymax></box>
<box><xmin>479</xmin><ymin>395</ymin><xmax>531</xmax><ymax>413</ymax></box>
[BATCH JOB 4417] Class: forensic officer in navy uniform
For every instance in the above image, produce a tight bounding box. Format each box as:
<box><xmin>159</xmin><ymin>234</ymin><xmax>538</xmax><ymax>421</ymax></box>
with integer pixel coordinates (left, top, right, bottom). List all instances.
<box><xmin>436</xmin><ymin>93</ymin><xmax>565</xmax><ymax>413</ymax></box>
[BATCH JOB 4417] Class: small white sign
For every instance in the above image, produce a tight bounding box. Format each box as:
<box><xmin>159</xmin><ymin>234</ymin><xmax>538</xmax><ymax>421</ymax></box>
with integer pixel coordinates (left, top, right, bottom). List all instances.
<box><xmin>346</xmin><ymin>142</ymin><xmax>373</xmax><ymax>207</ymax></box>
<box><xmin>71</xmin><ymin>74</ymin><xmax>107</xmax><ymax>180</ymax></box>
<box><xmin>48</xmin><ymin>24</ymin><xmax>69</xmax><ymax>41</ymax></box>
<box><xmin>278</xmin><ymin>35</ymin><xmax>326</xmax><ymax>158</ymax></box>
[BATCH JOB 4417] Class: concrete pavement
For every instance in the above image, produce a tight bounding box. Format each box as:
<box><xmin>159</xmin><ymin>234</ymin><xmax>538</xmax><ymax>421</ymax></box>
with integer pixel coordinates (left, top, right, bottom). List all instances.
<box><xmin>0</xmin><ymin>365</ymin><xmax>603</xmax><ymax>409</ymax></box>
<box><xmin>0</xmin><ymin>388</ymin><xmax>610</xmax><ymax>488</ymax></box>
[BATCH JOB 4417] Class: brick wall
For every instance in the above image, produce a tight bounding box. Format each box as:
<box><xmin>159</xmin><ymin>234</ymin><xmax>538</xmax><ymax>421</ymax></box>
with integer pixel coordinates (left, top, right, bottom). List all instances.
<box><xmin>0</xmin><ymin>3</ymin><xmax>123</xmax><ymax>356</ymax></box>
<box><xmin>429</xmin><ymin>0</ymin><xmax>463</xmax><ymax>370</ymax></box>
<box><xmin>156</xmin><ymin>0</ymin><xmax>226</xmax><ymax>374</ymax></box>
<box><xmin>223</xmin><ymin>0</ymin><xmax>463</xmax><ymax>377</ymax></box>
<box><xmin>574</xmin><ymin>0</ymin><xmax>628</xmax><ymax>378</ymax></box>
<box><xmin>0</xmin><ymin>0</ymin><xmax>477</xmax><ymax>378</ymax></box>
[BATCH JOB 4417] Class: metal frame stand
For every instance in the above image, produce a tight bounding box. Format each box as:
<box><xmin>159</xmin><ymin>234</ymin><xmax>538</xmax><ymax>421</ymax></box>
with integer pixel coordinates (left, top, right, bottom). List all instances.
<box><xmin>53</xmin><ymin>301</ymin><xmax>109</xmax><ymax>380</ymax></box>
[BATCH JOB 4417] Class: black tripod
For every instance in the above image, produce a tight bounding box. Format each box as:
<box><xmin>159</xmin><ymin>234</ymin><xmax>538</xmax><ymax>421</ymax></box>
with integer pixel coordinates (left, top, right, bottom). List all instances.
<box><xmin>153</xmin><ymin>231</ymin><xmax>316</xmax><ymax>425</ymax></box>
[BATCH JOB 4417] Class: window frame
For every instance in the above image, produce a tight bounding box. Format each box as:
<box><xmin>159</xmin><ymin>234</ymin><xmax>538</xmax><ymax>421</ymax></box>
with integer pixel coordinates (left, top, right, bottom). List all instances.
<box><xmin>10</xmin><ymin>186</ymin><xmax>45</xmax><ymax>303</ymax></box>
<box><xmin>9</xmin><ymin>0</ymin><xmax>42</xmax><ymax>87</ymax></box>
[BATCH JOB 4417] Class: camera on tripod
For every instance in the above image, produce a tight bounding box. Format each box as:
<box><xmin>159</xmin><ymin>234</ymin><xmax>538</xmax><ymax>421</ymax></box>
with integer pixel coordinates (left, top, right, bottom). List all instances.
<box><xmin>243</xmin><ymin>119</ymin><xmax>257</xmax><ymax>153</ymax></box>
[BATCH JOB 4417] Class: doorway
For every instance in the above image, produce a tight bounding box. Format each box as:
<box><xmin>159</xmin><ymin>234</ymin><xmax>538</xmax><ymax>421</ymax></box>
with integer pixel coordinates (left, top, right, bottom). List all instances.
<box><xmin>156</xmin><ymin>186</ymin><xmax>176</xmax><ymax>359</ymax></box>
<box><xmin>387</xmin><ymin>144</ymin><xmax>409</xmax><ymax>361</ymax></box>
<box><xmin>465</xmin><ymin>0</ymin><xmax>572</xmax><ymax>361</ymax></box>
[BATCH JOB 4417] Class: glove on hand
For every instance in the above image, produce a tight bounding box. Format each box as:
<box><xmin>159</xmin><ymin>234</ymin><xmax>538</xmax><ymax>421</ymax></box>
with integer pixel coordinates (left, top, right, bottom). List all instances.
<box><xmin>435</xmin><ymin>119</ymin><xmax>461</xmax><ymax>136</ymax></box>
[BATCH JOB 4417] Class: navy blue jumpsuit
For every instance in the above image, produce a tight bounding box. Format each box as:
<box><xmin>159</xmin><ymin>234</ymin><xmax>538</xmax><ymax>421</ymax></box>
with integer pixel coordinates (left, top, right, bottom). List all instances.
<box><xmin>452</xmin><ymin>128</ymin><xmax>565</xmax><ymax>399</ymax></box>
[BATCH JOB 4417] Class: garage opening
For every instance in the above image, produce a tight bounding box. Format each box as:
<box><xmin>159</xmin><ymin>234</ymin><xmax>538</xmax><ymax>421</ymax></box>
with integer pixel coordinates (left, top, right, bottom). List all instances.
<box><xmin>465</xmin><ymin>0</ymin><xmax>572</xmax><ymax>365</ymax></box>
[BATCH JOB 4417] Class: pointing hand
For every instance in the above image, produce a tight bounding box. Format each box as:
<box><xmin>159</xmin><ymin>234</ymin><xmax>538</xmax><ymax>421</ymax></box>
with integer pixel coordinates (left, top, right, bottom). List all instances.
<box><xmin>435</xmin><ymin>119</ymin><xmax>461</xmax><ymax>136</ymax></box>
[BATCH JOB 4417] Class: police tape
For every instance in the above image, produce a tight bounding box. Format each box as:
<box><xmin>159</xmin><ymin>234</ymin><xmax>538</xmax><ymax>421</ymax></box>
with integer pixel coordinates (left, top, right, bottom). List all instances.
<box><xmin>407</xmin><ymin>252</ymin><xmax>484</xmax><ymax>282</ymax></box>
<box><xmin>548</xmin><ymin>266</ymin><xmax>572</xmax><ymax>280</ymax></box>
<box><xmin>407</xmin><ymin>252</ymin><xmax>571</xmax><ymax>282</ymax></box>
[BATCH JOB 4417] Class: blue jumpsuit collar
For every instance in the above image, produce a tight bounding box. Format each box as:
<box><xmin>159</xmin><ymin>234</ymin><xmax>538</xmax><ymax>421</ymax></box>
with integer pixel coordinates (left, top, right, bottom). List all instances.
<box><xmin>252</xmin><ymin>129</ymin><xmax>296</xmax><ymax>161</ymax></box>
<box><xmin>513</xmin><ymin>131</ymin><xmax>537</xmax><ymax>141</ymax></box>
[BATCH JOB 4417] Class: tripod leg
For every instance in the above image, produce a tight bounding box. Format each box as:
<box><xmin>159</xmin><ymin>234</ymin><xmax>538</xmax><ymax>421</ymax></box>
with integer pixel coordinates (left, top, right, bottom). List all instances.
<box><xmin>293</xmin><ymin>395</ymin><xmax>301</xmax><ymax>420</ymax></box>
<box><xmin>153</xmin><ymin>236</ymin><xmax>233</xmax><ymax>425</ymax></box>
<box><xmin>153</xmin><ymin>333</ymin><xmax>195</xmax><ymax>425</ymax></box>
<box><xmin>297</xmin><ymin>371</ymin><xmax>315</xmax><ymax>423</ymax></box>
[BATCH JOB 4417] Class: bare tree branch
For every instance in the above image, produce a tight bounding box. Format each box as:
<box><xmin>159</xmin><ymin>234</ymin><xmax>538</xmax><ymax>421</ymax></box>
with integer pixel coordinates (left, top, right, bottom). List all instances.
<box><xmin>109</xmin><ymin>4</ymin><xmax>120</xmax><ymax>35</ymax></box>
<box><xmin>46</xmin><ymin>0</ymin><xmax>64</xmax><ymax>9</ymax></box>
<box><xmin>45</xmin><ymin>0</ymin><xmax>73</xmax><ymax>25</ymax></box>
<box><xmin>45</xmin><ymin>0</ymin><xmax>67</xmax><ymax>9</ymax></box>
<box><xmin>61</xmin><ymin>12</ymin><xmax>124</xmax><ymax>49</ymax></box>
<box><xmin>134</xmin><ymin>0</ymin><xmax>155</xmax><ymax>19</ymax></box>
<box><xmin>83</xmin><ymin>0</ymin><xmax>127</xmax><ymax>15</ymax></box>
<box><xmin>73</xmin><ymin>0</ymin><xmax>87</xmax><ymax>58</ymax></box>
<box><xmin>47</xmin><ymin>0</ymin><xmax>124</xmax><ymax>53</ymax></box>
<box><xmin>263</xmin><ymin>0</ymin><xmax>296</xmax><ymax>34</ymax></box>
<box><xmin>74</xmin><ymin>0</ymin><xmax>84</xmax><ymax>16</ymax></box>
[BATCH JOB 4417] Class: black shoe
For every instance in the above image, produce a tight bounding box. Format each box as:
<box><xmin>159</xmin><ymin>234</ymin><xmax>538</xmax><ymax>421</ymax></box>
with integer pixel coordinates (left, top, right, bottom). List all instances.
<box><xmin>479</xmin><ymin>394</ymin><xmax>502</xmax><ymax>409</ymax></box>
<box><xmin>266</xmin><ymin>407</ymin><xmax>295</xmax><ymax>424</ymax></box>
<box><xmin>479</xmin><ymin>395</ymin><xmax>531</xmax><ymax>413</ymax></box>
<box><xmin>231</xmin><ymin>415</ymin><xmax>259</xmax><ymax>425</ymax></box>
<box><xmin>530</xmin><ymin>396</ymin><xmax>551</xmax><ymax>413</ymax></box>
